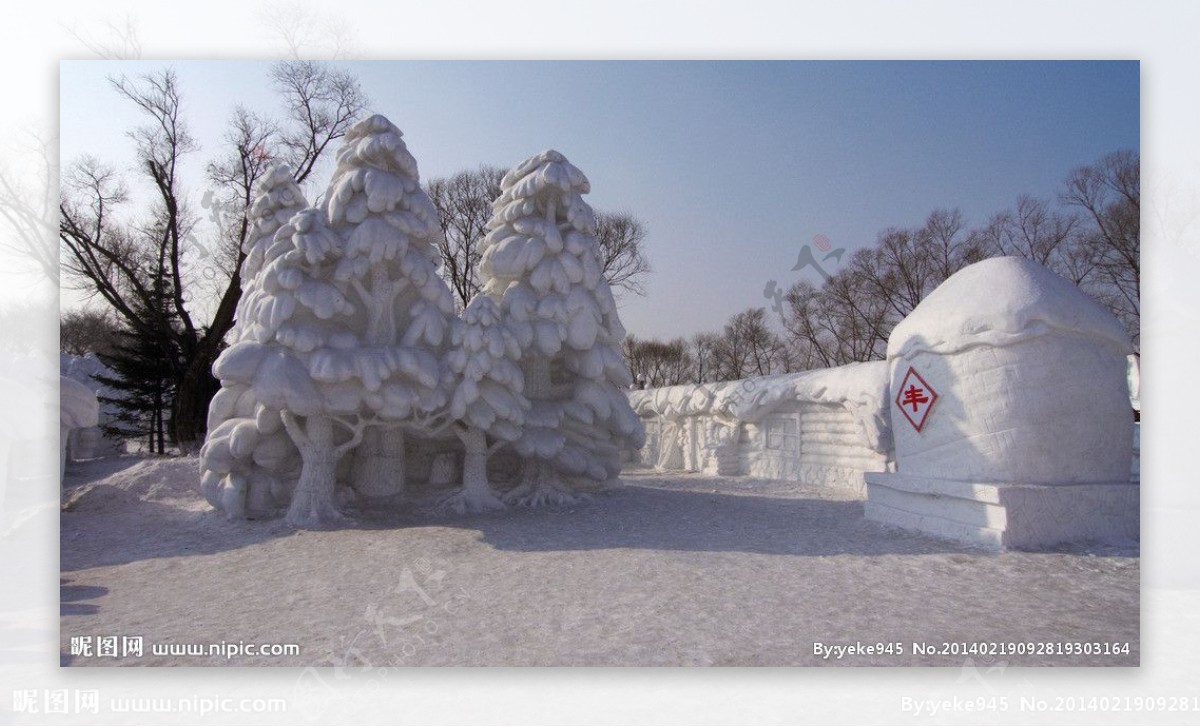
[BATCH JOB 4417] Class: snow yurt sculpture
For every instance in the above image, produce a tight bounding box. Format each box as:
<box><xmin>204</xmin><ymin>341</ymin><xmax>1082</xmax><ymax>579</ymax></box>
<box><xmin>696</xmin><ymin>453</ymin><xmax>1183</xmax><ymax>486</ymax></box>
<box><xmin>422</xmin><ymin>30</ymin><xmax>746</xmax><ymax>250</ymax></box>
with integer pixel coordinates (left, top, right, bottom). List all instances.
<box><xmin>201</xmin><ymin>118</ymin><xmax>643</xmax><ymax>525</ymax></box>
<box><xmin>629</xmin><ymin>361</ymin><xmax>892</xmax><ymax>496</ymax></box>
<box><xmin>476</xmin><ymin>150</ymin><xmax>645</xmax><ymax>505</ymax></box>
<box><xmin>864</xmin><ymin>256</ymin><xmax>1138</xmax><ymax>550</ymax></box>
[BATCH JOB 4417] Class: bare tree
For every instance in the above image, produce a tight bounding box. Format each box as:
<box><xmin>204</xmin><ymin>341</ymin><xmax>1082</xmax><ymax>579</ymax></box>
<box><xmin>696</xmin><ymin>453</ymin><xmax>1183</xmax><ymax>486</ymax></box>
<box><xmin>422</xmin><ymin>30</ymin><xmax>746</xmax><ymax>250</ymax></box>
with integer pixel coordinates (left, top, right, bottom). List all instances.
<box><xmin>779</xmin><ymin>210</ymin><xmax>982</xmax><ymax>368</ymax></box>
<box><xmin>715</xmin><ymin>308</ymin><xmax>787</xmax><ymax>379</ymax></box>
<box><xmin>61</xmin><ymin>14</ymin><xmax>142</xmax><ymax>60</ymax></box>
<box><xmin>690</xmin><ymin>332</ymin><xmax>723</xmax><ymax>384</ymax></box>
<box><xmin>0</xmin><ymin>133</ymin><xmax>58</xmax><ymax>284</ymax></box>
<box><xmin>59</xmin><ymin>63</ymin><xmax>368</xmax><ymax>448</ymax></box>
<box><xmin>270</xmin><ymin>60</ymin><xmax>368</xmax><ymax>185</ymax></box>
<box><xmin>622</xmin><ymin>334</ymin><xmax>693</xmax><ymax>388</ymax></box>
<box><xmin>781</xmin><ymin>264</ymin><xmax>891</xmax><ymax>368</ymax></box>
<box><xmin>1061</xmin><ymin>150</ymin><xmax>1139</xmax><ymax>347</ymax></box>
<box><xmin>976</xmin><ymin>194</ymin><xmax>1082</xmax><ymax>272</ymax></box>
<box><xmin>426</xmin><ymin>165</ymin><xmax>504</xmax><ymax>309</ymax></box>
<box><xmin>595</xmin><ymin>211</ymin><xmax>652</xmax><ymax>297</ymax></box>
<box><xmin>260</xmin><ymin>0</ymin><xmax>359</xmax><ymax>60</ymax></box>
<box><xmin>770</xmin><ymin>156</ymin><xmax>1137</xmax><ymax>371</ymax></box>
<box><xmin>60</xmin><ymin>309</ymin><xmax>121</xmax><ymax>357</ymax></box>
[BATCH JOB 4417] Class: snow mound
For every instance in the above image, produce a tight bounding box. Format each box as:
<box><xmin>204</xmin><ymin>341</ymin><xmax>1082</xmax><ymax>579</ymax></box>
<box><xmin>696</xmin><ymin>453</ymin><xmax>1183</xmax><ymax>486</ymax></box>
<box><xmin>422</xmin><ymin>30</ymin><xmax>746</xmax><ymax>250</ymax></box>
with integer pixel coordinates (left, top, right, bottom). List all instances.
<box><xmin>628</xmin><ymin>360</ymin><xmax>891</xmax><ymax>453</ymax></box>
<box><xmin>62</xmin><ymin>456</ymin><xmax>205</xmax><ymax>513</ymax></box>
<box><xmin>887</xmin><ymin>256</ymin><xmax>1132</xmax><ymax>360</ymax></box>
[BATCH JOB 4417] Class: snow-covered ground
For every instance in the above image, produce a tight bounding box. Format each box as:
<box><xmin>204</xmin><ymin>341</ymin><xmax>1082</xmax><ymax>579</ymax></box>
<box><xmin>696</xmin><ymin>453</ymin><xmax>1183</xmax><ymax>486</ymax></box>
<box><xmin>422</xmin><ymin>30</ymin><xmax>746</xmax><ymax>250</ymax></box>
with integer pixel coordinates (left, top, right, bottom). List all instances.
<box><xmin>60</xmin><ymin>456</ymin><xmax>1138</xmax><ymax>667</ymax></box>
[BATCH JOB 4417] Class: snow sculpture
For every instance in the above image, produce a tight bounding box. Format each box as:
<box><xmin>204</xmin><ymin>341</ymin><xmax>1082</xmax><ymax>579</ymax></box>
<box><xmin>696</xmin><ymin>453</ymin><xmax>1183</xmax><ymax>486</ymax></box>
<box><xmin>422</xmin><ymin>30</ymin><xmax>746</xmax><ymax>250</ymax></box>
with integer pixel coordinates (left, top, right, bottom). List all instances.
<box><xmin>864</xmin><ymin>257</ymin><xmax>1138</xmax><ymax>550</ymax></box>
<box><xmin>238</xmin><ymin>165</ymin><xmax>309</xmax><ymax>289</ymax></box>
<box><xmin>199</xmin><ymin>166</ymin><xmax>308</xmax><ymax>519</ymax></box>
<box><xmin>440</xmin><ymin>295</ymin><xmax>530</xmax><ymax>513</ymax></box>
<box><xmin>61</xmin><ymin>376</ymin><xmax>100</xmax><ymax>480</ymax></box>
<box><xmin>62</xmin><ymin>353</ymin><xmax>124</xmax><ymax>457</ymax></box>
<box><xmin>202</xmin><ymin>121</ymin><xmax>643</xmax><ymax>525</ymax></box>
<box><xmin>320</xmin><ymin>114</ymin><xmax>456</xmax><ymax>503</ymax></box>
<box><xmin>477</xmin><ymin>150</ymin><xmax>645</xmax><ymax>505</ymax></box>
<box><xmin>628</xmin><ymin>361</ymin><xmax>892</xmax><ymax>493</ymax></box>
<box><xmin>207</xmin><ymin>116</ymin><xmax>454</xmax><ymax>526</ymax></box>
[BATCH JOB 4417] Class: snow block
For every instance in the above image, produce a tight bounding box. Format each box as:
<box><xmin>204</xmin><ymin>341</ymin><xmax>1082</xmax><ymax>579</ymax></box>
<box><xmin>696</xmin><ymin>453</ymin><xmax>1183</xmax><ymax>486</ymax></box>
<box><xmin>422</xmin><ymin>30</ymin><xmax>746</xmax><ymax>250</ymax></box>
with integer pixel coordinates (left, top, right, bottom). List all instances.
<box><xmin>865</xmin><ymin>473</ymin><xmax>1139</xmax><ymax>551</ymax></box>
<box><xmin>866</xmin><ymin>257</ymin><xmax>1138</xmax><ymax>550</ymax></box>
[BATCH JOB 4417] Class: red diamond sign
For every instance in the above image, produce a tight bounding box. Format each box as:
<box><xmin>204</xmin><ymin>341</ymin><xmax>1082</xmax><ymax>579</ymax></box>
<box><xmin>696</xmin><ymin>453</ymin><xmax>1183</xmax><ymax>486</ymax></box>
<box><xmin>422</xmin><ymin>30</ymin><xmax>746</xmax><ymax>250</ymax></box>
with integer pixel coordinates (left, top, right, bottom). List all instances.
<box><xmin>895</xmin><ymin>366</ymin><xmax>938</xmax><ymax>432</ymax></box>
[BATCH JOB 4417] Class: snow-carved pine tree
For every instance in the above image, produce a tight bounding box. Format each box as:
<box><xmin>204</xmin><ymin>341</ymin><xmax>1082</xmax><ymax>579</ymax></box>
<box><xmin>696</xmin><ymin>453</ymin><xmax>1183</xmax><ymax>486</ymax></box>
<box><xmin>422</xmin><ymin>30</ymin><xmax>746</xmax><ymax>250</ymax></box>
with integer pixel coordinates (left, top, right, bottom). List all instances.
<box><xmin>205</xmin><ymin>115</ymin><xmax>454</xmax><ymax>527</ymax></box>
<box><xmin>200</xmin><ymin>166</ymin><xmax>307</xmax><ymax>519</ymax></box>
<box><xmin>440</xmin><ymin>295</ymin><xmax>530</xmax><ymax>513</ymax></box>
<box><xmin>206</xmin><ymin>208</ymin><xmax>364</xmax><ymax>525</ymax></box>
<box><xmin>478</xmin><ymin>150</ymin><xmax>645</xmax><ymax>505</ymax></box>
<box><xmin>322</xmin><ymin>114</ymin><xmax>457</xmax><ymax>502</ymax></box>
<box><xmin>237</xmin><ymin>165</ymin><xmax>309</xmax><ymax>303</ymax></box>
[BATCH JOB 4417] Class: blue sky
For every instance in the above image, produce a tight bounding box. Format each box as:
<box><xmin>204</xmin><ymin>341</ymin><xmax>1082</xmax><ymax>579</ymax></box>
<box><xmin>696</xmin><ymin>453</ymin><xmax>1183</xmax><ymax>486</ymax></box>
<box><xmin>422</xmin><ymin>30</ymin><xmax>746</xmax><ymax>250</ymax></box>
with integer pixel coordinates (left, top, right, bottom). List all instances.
<box><xmin>59</xmin><ymin>60</ymin><xmax>1139</xmax><ymax>339</ymax></box>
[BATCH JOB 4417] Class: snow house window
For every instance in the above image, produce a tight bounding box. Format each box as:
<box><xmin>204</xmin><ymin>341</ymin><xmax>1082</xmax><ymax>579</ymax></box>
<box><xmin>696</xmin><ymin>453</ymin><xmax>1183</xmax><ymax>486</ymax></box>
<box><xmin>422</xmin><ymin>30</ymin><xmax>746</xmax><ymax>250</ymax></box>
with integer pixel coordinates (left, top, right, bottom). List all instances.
<box><xmin>764</xmin><ymin>416</ymin><xmax>798</xmax><ymax>452</ymax></box>
<box><xmin>549</xmin><ymin>357</ymin><xmax>571</xmax><ymax>386</ymax></box>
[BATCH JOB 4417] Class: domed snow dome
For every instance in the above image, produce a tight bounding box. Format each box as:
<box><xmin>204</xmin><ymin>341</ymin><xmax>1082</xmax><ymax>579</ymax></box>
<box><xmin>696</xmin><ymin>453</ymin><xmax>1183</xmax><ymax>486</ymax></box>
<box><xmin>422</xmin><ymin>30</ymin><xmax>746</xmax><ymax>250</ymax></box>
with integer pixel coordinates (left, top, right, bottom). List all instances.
<box><xmin>887</xmin><ymin>257</ymin><xmax>1134</xmax><ymax>485</ymax></box>
<box><xmin>888</xmin><ymin>256</ymin><xmax>1132</xmax><ymax>361</ymax></box>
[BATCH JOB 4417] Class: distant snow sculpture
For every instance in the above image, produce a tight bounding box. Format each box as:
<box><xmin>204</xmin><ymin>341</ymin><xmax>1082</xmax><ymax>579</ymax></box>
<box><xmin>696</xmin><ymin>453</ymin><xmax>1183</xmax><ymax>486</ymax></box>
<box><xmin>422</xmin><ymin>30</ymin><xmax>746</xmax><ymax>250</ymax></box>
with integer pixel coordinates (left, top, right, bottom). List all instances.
<box><xmin>200</xmin><ymin>118</ymin><xmax>643</xmax><ymax>526</ymax></box>
<box><xmin>61</xmin><ymin>376</ymin><xmax>100</xmax><ymax>480</ymax></box>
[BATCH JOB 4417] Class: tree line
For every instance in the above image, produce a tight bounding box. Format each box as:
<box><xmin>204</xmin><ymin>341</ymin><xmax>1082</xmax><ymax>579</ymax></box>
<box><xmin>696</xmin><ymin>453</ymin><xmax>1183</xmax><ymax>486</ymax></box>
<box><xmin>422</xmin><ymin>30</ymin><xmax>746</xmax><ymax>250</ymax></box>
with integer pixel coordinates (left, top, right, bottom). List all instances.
<box><xmin>624</xmin><ymin>150</ymin><xmax>1138</xmax><ymax>389</ymax></box>
<box><xmin>59</xmin><ymin>63</ymin><xmax>650</xmax><ymax>452</ymax></box>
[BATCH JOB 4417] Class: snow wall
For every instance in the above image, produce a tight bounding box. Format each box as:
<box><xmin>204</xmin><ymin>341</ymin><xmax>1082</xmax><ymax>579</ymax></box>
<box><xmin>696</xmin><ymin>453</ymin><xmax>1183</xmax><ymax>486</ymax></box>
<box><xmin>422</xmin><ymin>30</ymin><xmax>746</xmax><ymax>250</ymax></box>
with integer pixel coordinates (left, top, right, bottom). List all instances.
<box><xmin>628</xmin><ymin>361</ymin><xmax>892</xmax><ymax>497</ymax></box>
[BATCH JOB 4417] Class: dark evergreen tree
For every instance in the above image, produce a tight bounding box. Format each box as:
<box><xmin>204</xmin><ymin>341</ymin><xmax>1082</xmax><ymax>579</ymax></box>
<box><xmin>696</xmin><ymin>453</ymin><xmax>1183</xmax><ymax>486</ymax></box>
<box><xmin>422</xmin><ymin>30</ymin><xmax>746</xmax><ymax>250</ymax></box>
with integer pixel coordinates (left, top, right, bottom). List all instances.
<box><xmin>94</xmin><ymin>291</ymin><xmax>182</xmax><ymax>454</ymax></box>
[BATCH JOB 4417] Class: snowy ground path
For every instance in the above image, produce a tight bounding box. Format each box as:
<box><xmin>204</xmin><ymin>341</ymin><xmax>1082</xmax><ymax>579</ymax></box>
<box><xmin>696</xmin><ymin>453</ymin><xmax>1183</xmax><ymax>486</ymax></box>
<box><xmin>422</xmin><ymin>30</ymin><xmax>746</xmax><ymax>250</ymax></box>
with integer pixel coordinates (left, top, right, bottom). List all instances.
<box><xmin>60</xmin><ymin>456</ymin><xmax>1138</xmax><ymax>666</ymax></box>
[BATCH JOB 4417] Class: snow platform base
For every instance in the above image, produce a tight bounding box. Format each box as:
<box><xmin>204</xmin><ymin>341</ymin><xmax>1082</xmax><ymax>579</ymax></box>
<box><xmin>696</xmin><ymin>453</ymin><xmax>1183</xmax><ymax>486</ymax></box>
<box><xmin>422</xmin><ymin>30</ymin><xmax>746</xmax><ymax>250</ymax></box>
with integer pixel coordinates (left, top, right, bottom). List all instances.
<box><xmin>864</xmin><ymin>472</ymin><xmax>1139</xmax><ymax>551</ymax></box>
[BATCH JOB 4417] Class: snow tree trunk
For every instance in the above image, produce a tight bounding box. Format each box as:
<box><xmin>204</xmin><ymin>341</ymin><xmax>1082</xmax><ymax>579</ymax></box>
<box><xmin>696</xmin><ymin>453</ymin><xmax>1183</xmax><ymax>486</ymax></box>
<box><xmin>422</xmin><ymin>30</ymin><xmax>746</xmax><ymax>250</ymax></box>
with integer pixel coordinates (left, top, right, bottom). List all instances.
<box><xmin>363</xmin><ymin>267</ymin><xmax>399</xmax><ymax>346</ymax></box>
<box><xmin>517</xmin><ymin>456</ymin><xmax>564</xmax><ymax>494</ymax></box>
<box><xmin>286</xmin><ymin>415</ymin><xmax>344</xmax><ymax>527</ymax></box>
<box><xmin>351</xmin><ymin>426</ymin><xmax>405</xmax><ymax>499</ymax></box>
<box><xmin>460</xmin><ymin>426</ymin><xmax>490</xmax><ymax>497</ymax></box>
<box><xmin>525</xmin><ymin>354</ymin><xmax>550</xmax><ymax>398</ymax></box>
<box><xmin>441</xmin><ymin>426</ymin><xmax>505</xmax><ymax>514</ymax></box>
<box><xmin>503</xmin><ymin>353</ymin><xmax>577</xmax><ymax>506</ymax></box>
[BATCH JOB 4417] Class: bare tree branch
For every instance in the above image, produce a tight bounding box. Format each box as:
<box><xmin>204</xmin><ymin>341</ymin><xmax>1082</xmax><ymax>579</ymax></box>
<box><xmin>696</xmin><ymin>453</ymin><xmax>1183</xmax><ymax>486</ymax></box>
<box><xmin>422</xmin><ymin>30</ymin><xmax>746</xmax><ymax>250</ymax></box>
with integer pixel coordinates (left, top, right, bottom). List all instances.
<box><xmin>269</xmin><ymin>60</ymin><xmax>367</xmax><ymax>184</ymax></box>
<box><xmin>595</xmin><ymin>211</ymin><xmax>651</xmax><ymax>298</ymax></box>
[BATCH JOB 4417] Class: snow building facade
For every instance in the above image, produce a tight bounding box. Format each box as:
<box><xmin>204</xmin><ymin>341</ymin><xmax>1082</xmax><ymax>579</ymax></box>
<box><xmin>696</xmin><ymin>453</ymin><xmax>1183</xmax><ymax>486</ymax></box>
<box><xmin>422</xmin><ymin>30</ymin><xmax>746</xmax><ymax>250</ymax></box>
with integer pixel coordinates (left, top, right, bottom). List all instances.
<box><xmin>628</xmin><ymin>361</ymin><xmax>893</xmax><ymax>497</ymax></box>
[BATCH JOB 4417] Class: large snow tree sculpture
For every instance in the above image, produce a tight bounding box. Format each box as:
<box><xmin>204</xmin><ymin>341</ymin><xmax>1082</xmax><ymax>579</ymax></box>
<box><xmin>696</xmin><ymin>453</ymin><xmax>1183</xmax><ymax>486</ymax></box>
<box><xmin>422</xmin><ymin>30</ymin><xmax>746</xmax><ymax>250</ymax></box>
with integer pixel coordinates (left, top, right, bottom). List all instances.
<box><xmin>440</xmin><ymin>295</ymin><xmax>530</xmax><ymax>513</ymax></box>
<box><xmin>207</xmin><ymin>208</ymin><xmax>366</xmax><ymax>526</ymax></box>
<box><xmin>477</xmin><ymin>150</ymin><xmax>645</xmax><ymax>505</ymax></box>
<box><xmin>200</xmin><ymin>165</ymin><xmax>307</xmax><ymax>519</ymax></box>
<box><xmin>322</xmin><ymin>114</ymin><xmax>457</xmax><ymax>502</ymax></box>
<box><xmin>203</xmin><ymin>115</ymin><xmax>455</xmax><ymax>527</ymax></box>
<box><xmin>202</xmin><ymin>120</ymin><xmax>645</xmax><ymax>525</ymax></box>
